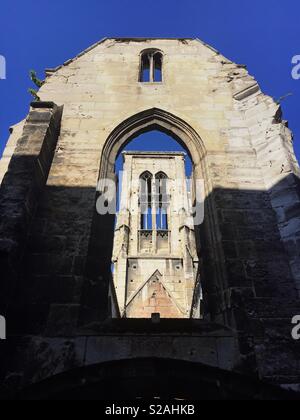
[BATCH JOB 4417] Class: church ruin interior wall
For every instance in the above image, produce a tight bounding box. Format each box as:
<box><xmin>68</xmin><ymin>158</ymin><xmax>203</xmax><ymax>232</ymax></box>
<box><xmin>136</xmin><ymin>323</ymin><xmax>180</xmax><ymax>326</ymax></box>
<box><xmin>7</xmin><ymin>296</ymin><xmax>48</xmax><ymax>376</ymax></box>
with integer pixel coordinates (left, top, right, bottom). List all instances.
<box><xmin>0</xmin><ymin>38</ymin><xmax>300</xmax><ymax>393</ymax></box>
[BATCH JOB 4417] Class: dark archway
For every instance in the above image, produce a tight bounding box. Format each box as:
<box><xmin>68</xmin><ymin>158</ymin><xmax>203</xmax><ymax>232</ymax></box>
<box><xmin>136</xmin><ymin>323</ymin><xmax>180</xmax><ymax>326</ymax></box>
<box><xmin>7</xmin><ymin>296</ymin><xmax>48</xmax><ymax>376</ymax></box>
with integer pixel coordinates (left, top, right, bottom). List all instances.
<box><xmin>14</xmin><ymin>358</ymin><xmax>299</xmax><ymax>401</ymax></box>
<box><xmin>79</xmin><ymin>108</ymin><xmax>226</xmax><ymax>328</ymax></box>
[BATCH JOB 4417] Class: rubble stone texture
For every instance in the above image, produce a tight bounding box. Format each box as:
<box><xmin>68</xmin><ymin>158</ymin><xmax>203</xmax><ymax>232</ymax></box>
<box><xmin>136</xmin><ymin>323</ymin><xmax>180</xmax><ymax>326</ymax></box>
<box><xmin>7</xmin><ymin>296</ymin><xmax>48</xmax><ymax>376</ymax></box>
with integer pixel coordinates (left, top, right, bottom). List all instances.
<box><xmin>0</xmin><ymin>38</ymin><xmax>300</xmax><ymax>397</ymax></box>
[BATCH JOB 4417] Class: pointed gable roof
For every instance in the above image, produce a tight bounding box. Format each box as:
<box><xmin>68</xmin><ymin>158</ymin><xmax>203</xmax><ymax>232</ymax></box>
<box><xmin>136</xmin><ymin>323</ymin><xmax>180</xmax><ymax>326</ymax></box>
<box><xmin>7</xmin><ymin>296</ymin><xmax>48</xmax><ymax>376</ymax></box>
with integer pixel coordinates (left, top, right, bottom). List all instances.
<box><xmin>126</xmin><ymin>270</ymin><xmax>185</xmax><ymax>318</ymax></box>
<box><xmin>44</xmin><ymin>37</ymin><xmax>226</xmax><ymax>78</ymax></box>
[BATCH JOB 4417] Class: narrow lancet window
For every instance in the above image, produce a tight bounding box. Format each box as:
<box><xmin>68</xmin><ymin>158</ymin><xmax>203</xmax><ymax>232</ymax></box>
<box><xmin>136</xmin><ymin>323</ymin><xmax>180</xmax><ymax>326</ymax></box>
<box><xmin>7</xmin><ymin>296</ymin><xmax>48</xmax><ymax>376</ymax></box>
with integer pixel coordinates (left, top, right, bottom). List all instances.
<box><xmin>140</xmin><ymin>172</ymin><xmax>153</xmax><ymax>230</ymax></box>
<box><xmin>140</xmin><ymin>53</ymin><xmax>151</xmax><ymax>82</ymax></box>
<box><xmin>155</xmin><ymin>172</ymin><xmax>168</xmax><ymax>230</ymax></box>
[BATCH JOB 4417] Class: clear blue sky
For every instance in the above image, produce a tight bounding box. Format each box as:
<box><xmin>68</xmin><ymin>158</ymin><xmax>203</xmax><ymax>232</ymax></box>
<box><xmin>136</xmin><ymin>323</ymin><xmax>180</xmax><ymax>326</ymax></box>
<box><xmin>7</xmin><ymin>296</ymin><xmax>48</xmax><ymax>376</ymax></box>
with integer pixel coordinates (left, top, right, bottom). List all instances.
<box><xmin>1</xmin><ymin>0</ymin><xmax>300</xmax><ymax>161</ymax></box>
<box><xmin>115</xmin><ymin>132</ymin><xmax>193</xmax><ymax>176</ymax></box>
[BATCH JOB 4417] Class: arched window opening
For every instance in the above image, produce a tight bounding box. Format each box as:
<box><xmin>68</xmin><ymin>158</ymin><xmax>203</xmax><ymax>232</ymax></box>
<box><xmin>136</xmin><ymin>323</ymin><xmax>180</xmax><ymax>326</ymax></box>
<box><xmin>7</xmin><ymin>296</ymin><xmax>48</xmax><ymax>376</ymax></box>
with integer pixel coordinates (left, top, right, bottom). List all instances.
<box><xmin>110</xmin><ymin>129</ymin><xmax>203</xmax><ymax>321</ymax></box>
<box><xmin>155</xmin><ymin>172</ymin><xmax>169</xmax><ymax>230</ymax></box>
<box><xmin>154</xmin><ymin>52</ymin><xmax>163</xmax><ymax>82</ymax></box>
<box><xmin>140</xmin><ymin>53</ymin><xmax>151</xmax><ymax>83</ymax></box>
<box><xmin>140</xmin><ymin>171</ymin><xmax>153</xmax><ymax>230</ymax></box>
<box><xmin>140</xmin><ymin>50</ymin><xmax>163</xmax><ymax>83</ymax></box>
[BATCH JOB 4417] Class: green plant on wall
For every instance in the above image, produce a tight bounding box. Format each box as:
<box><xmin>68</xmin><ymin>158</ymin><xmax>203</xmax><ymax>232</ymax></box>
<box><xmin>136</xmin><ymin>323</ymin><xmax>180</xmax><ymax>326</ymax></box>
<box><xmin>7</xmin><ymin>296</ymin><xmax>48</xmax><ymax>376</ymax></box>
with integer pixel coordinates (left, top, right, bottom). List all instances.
<box><xmin>28</xmin><ymin>70</ymin><xmax>45</xmax><ymax>101</ymax></box>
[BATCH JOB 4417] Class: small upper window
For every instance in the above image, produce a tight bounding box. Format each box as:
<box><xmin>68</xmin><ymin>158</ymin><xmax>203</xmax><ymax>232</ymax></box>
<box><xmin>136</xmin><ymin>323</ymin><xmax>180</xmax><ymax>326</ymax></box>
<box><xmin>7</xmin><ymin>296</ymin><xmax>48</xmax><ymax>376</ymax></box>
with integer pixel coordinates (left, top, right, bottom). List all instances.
<box><xmin>140</xmin><ymin>50</ymin><xmax>163</xmax><ymax>83</ymax></box>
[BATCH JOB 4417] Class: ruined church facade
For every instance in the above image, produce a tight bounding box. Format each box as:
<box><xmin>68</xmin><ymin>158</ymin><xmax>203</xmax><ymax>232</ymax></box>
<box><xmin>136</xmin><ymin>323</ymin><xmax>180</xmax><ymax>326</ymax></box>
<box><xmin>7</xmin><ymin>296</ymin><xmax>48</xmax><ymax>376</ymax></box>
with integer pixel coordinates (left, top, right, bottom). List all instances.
<box><xmin>0</xmin><ymin>38</ymin><xmax>300</xmax><ymax>399</ymax></box>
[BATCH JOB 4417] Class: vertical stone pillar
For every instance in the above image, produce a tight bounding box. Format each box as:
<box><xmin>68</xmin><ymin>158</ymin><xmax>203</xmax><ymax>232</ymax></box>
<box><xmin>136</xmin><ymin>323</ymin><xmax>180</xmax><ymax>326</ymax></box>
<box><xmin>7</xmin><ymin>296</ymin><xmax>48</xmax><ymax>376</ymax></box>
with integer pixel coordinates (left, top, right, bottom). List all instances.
<box><xmin>0</xmin><ymin>102</ymin><xmax>63</xmax><ymax>312</ymax></box>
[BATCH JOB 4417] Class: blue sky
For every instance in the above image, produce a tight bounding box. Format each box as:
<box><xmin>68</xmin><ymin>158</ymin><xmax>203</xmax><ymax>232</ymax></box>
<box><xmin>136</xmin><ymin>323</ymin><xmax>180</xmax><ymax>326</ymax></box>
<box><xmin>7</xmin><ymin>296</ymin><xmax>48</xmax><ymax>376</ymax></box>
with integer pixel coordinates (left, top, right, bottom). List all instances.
<box><xmin>1</xmin><ymin>0</ymin><xmax>300</xmax><ymax>162</ymax></box>
<box><xmin>115</xmin><ymin>132</ymin><xmax>193</xmax><ymax>175</ymax></box>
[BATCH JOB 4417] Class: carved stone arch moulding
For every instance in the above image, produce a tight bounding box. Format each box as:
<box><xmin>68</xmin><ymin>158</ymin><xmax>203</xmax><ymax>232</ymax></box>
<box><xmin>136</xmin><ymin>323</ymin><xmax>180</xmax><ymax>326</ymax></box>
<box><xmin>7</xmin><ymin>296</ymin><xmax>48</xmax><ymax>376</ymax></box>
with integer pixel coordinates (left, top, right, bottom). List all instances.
<box><xmin>99</xmin><ymin>108</ymin><xmax>207</xmax><ymax>180</ymax></box>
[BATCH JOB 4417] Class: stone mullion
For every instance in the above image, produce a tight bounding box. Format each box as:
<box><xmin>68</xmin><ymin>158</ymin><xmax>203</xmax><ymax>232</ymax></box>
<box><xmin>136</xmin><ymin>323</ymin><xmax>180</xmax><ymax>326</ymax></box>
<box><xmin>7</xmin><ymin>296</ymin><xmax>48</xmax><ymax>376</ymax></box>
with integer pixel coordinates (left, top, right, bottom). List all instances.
<box><xmin>149</xmin><ymin>53</ymin><xmax>155</xmax><ymax>83</ymax></box>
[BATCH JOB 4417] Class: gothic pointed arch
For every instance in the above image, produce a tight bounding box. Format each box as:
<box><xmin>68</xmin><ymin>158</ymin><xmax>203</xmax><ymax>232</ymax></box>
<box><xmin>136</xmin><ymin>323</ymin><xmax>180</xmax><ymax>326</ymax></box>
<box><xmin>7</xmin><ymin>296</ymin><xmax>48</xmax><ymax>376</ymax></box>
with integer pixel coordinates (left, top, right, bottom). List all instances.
<box><xmin>139</xmin><ymin>171</ymin><xmax>153</xmax><ymax>230</ymax></box>
<box><xmin>155</xmin><ymin>171</ymin><xmax>168</xmax><ymax>179</ymax></box>
<box><xmin>80</xmin><ymin>108</ymin><xmax>226</xmax><ymax>327</ymax></box>
<box><xmin>98</xmin><ymin>108</ymin><xmax>207</xmax><ymax>182</ymax></box>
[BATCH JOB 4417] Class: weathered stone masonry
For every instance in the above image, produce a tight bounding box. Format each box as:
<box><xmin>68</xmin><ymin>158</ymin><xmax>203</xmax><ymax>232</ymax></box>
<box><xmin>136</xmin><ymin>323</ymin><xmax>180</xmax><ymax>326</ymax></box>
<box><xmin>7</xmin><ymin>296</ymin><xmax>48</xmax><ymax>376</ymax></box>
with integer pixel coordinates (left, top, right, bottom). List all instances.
<box><xmin>0</xmin><ymin>103</ymin><xmax>63</xmax><ymax>311</ymax></box>
<box><xmin>0</xmin><ymin>38</ymin><xmax>300</xmax><ymax>398</ymax></box>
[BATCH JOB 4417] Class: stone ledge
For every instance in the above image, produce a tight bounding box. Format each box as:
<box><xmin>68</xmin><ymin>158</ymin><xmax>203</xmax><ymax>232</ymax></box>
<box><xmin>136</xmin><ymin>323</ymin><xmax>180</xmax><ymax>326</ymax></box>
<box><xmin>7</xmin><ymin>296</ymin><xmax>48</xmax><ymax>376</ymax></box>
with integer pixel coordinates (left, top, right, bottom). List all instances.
<box><xmin>76</xmin><ymin>319</ymin><xmax>236</xmax><ymax>337</ymax></box>
<box><xmin>233</xmin><ymin>83</ymin><xmax>260</xmax><ymax>101</ymax></box>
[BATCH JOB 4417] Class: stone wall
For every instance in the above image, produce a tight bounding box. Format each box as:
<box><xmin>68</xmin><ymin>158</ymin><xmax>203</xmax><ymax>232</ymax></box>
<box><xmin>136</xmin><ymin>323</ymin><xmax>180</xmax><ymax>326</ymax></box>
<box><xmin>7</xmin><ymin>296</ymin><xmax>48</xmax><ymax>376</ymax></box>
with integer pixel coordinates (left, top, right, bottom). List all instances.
<box><xmin>0</xmin><ymin>38</ymin><xmax>300</xmax><ymax>394</ymax></box>
<box><xmin>0</xmin><ymin>103</ymin><xmax>62</xmax><ymax>313</ymax></box>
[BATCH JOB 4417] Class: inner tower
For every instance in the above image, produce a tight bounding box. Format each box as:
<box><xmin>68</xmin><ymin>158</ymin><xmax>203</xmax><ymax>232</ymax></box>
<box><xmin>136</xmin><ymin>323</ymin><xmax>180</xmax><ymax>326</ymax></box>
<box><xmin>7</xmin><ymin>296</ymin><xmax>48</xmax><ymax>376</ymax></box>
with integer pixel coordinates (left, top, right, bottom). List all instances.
<box><xmin>112</xmin><ymin>151</ymin><xmax>201</xmax><ymax>319</ymax></box>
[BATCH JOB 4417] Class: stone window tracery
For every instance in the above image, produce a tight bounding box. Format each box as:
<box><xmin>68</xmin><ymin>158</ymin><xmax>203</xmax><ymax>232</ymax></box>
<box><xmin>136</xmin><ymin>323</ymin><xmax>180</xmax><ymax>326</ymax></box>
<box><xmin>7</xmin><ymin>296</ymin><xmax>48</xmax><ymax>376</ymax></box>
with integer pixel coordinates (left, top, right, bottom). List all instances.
<box><xmin>140</xmin><ymin>49</ymin><xmax>163</xmax><ymax>83</ymax></box>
